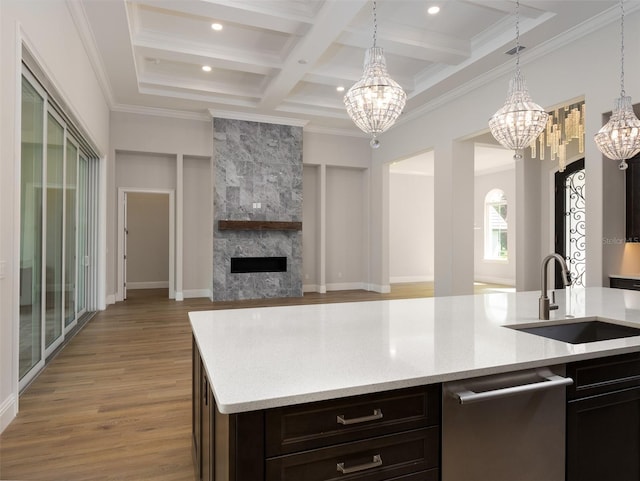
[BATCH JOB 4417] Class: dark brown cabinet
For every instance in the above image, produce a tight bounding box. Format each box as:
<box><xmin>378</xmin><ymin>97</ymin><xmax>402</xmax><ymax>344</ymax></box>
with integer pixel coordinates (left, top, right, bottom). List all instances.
<box><xmin>193</xmin><ymin>337</ymin><xmax>214</xmax><ymax>481</ymax></box>
<box><xmin>193</xmin><ymin>343</ymin><xmax>440</xmax><ymax>481</ymax></box>
<box><xmin>609</xmin><ymin>276</ymin><xmax>640</xmax><ymax>290</ymax></box>
<box><xmin>566</xmin><ymin>352</ymin><xmax>640</xmax><ymax>481</ymax></box>
<box><xmin>626</xmin><ymin>154</ymin><xmax>640</xmax><ymax>242</ymax></box>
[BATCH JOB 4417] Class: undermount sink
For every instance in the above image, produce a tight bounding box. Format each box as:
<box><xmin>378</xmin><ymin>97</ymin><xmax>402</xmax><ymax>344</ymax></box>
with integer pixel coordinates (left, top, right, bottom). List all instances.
<box><xmin>507</xmin><ymin>317</ymin><xmax>640</xmax><ymax>344</ymax></box>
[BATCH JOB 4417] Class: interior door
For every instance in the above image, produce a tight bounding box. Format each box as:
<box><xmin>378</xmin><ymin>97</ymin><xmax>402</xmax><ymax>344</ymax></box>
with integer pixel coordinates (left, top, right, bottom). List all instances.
<box><xmin>554</xmin><ymin>158</ymin><xmax>585</xmax><ymax>289</ymax></box>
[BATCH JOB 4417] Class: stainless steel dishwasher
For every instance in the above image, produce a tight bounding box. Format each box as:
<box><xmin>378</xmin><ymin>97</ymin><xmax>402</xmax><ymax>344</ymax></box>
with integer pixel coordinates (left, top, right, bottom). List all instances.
<box><xmin>442</xmin><ymin>366</ymin><xmax>573</xmax><ymax>481</ymax></box>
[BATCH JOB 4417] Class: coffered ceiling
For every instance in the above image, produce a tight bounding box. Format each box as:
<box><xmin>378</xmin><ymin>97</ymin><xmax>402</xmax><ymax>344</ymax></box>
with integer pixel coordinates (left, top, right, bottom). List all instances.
<box><xmin>77</xmin><ymin>0</ymin><xmax>625</xmax><ymax>135</ymax></box>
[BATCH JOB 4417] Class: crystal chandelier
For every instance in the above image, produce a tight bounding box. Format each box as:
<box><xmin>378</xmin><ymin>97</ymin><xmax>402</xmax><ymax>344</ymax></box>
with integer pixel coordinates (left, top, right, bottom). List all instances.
<box><xmin>488</xmin><ymin>0</ymin><xmax>548</xmax><ymax>159</ymax></box>
<box><xmin>594</xmin><ymin>0</ymin><xmax>640</xmax><ymax>170</ymax></box>
<box><xmin>344</xmin><ymin>0</ymin><xmax>406</xmax><ymax>148</ymax></box>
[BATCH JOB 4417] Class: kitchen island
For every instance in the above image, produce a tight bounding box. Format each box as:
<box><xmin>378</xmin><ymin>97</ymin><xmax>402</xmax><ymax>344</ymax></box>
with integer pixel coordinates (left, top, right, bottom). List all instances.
<box><xmin>190</xmin><ymin>287</ymin><xmax>640</xmax><ymax>480</ymax></box>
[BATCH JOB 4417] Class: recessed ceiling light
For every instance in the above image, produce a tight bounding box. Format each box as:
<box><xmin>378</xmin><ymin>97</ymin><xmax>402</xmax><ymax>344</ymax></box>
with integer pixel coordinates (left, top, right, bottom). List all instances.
<box><xmin>202</xmin><ymin>65</ymin><xmax>212</xmax><ymax>72</ymax></box>
<box><xmin>427</xmin><ymin>6</ymin><xmax>440</xmax><ymax>15</ymax></box>
<box><xmin>211</xmin><ymin>23</ymin><xmax>223</xmax><ymax>31</ymax></box>
<box><xmin>298</xmin><ymin>59</ymin><xmax>308</xmax><ymax>65</ymax></box>
<box><xmin>336</xmin><ymin>86</ymin><xmax>345</xmax><ymax>92</ymax></box>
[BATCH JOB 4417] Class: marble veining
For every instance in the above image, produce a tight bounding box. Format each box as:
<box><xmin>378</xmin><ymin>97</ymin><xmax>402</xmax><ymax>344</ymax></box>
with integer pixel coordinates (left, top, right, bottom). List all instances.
<box><xmin>213</xmin><ymin>118</ymin><xmax>303</xmax><ymax>301</ymax></box>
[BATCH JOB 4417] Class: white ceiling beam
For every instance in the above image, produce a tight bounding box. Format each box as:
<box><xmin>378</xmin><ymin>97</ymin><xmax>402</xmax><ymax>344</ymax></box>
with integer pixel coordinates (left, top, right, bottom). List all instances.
<box><xmin>132</xmin><ymin>31</ymin><xmax>282</xmax><ymax>69</ymax></box>
<box><xmin>338</xmin><ymin>24</ymin><xmax>470</xmax><ymax>64</ymax></box>
<box><xmin>138</xmin><ymin>84</ymin><xmax>259</xmax><ymax>108</ymax></box>
<box><xmin>140</xmin><ymin>74</ymin><xmax>261</xmax><ymax>99</ymax></box>
<box><xmin>461</xmin><ymin>0</ymin><xmax>545</xmax><ymax>19</ymax></box>
<box><xmin>259</xmin><ymin>0</ymin><xmax>369</xmax><ymax>110</ymax></box>
<box><xmin>338</xmin><ymin>32</ymin><xmax>468</xmax><ymax>65</ymax></box>
<box><xmin>303</xmin><ymin>70</ymin><xmax>415</xmax><ymax>93</ymax></box>
<box><xmin>130</xmin><ymin>0</ymin><xmax>311</xmax><ymax>35</ymax></box>
<box><xmin>135</xmin><ymin>45</ymin><xmax>274</xmax><ymax>76</ymax></box>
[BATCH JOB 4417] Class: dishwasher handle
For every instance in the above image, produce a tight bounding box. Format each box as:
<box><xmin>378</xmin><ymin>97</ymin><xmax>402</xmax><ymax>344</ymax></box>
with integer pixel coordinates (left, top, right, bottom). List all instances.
<box><xmin>453</xmin><ymin>371</ymin><xmax>573</xmax><ymax>405</ymax></box>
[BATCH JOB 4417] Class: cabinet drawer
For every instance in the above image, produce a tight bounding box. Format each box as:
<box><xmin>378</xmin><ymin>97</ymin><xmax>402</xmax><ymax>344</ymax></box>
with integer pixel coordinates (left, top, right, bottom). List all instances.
<box><xmin>567</xmin><ymin>351</ymin><xmax>640</xmax><ymax>400</ymax></box>
<box><xmin>265</xmin><ymin>385</ymin><xmax>440</xmax><ymax>456</ymax></box>
<box><xmin>609</xmin><ymin>277</ymin><xmax>640</xmax><ymax>290</ymax></box>
<box><xmin>265</xmin><ymin>427</ymin><xmax>439</xmax><ymax>481</ymax></box>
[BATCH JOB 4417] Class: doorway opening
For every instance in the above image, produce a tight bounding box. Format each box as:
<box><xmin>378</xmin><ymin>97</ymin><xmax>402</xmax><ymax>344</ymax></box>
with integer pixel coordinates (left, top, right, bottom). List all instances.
<box><xmin>117</xmin><ymin>189</ymin><xmax>175</xmax><ymax>301</ymax></box>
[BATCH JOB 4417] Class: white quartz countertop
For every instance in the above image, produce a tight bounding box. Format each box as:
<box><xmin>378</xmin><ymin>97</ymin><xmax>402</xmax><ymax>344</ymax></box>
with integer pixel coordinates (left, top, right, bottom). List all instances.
<box><xmin>190</xmin><ymin>287</ymin><xmax>640</xmax><ymax>414</ymax></box>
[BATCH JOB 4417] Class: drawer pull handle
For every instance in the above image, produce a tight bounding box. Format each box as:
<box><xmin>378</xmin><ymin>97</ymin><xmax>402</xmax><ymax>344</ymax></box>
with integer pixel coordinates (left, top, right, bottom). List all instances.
<box><xmin>337</xmin><ymin>454</ymin><xmax>382</xmax><ymax>474</ymax></box>
<box><xmin>336</xmin><ymin>408</ymin><xmax>383</xmax><ymax>425</ymax></box>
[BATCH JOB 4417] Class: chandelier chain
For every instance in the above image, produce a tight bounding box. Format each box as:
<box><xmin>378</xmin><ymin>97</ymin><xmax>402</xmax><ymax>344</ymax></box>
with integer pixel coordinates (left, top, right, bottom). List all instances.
<box><xmin>620</xmin><ymin>0</ymin><xmax>625</xmax><ymax>96</ymax></box>
<box><xmin>515</xmin><ymin>0</ymin><xmax>521</xmax><ymax>70</ymax></box>
<box><xmin>372</xmin><ymin>0</ymin><xmax>378</xmax><ymax>48</ymax></box>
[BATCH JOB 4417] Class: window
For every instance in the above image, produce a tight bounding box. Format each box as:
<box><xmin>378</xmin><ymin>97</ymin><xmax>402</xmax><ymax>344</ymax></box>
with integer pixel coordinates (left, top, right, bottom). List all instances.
<box><xmin>484</xmin><ymin>189</ymin><xmax>508</xmax><ymax>260</ymax></box>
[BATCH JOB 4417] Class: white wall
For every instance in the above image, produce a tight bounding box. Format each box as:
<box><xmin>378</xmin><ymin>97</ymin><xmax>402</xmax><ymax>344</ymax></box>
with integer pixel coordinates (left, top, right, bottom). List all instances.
<box><xmin>474</xmin><ymin>168</ymin><xmax>516</xmax><ymax>285</ymax></box>
<box><xmin>1</xmin><ymin>0</ymin><xmax>109</xmax><ymax>432</ymax></box>
<box><xmin>126</xmin><ymin>193</ymin><xmax>170</xmax><ymax>288</ymax></box>
<box><xmin>372</xmin><ymin>10</ymin><xmax>640</xmax><ymax>294</ymax></box>
<box><xmin>302</xmin><ymin>165</ymin><xmax>318</xmax><ymax>290</ymax></box>
<box><xmin>389</xmin><ymin>173</ymin><xmax>434</xmax><ymax>282</ymax></box>
<box><xmin>302</xmin><ymin>131</ymin><xmax>372</xmax><ymax>292</ymax></box>
<box><xmin>326</xmin><ymin>166</ymin><xmax>367</xmax><ymax>289</ymax></box>
<box><xmin>109</xmin><ymin>111</ymin><xmax>212</xmax><ymax>302</ymax></box>
<box><xmin>183</xmin><ymin>156</ymin><xmax>212</xmax><ymax>296</ymax></box>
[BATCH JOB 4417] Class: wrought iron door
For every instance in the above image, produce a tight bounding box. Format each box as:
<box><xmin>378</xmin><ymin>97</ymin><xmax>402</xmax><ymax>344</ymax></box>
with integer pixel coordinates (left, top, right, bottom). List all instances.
<box><xmin>555</xmin><ymin>158</ymin><xmax>585</xmax><ymax>288</ymax></box>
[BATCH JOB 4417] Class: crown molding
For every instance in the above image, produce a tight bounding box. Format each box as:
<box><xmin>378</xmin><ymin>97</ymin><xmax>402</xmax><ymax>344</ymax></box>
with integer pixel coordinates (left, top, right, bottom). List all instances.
<box><xmin>66</xmin><ymin>0</ymin><xmax>115</xmax><ymax>108</ymax></box>
<box><xmin>303</xmin><ymin>124</ymin><xmax>366</xmax><ymax>138</ymax></box>
<box><xmin>112</xmin><ymin>103</ymin><xmax>211</xmax><ymax>122</ymax></box>
<box><xmin>208</xmin><ymin>109</ymin><xmax>308</xmax><ymax>127</ymax></box>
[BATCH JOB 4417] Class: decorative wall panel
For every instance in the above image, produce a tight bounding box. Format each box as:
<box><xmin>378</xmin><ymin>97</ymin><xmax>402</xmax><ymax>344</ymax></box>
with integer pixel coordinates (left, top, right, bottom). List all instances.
<box><xmin>212</xmin><ymin>118</ymin><xmax>303</xmax><ymax>300</ymax></box>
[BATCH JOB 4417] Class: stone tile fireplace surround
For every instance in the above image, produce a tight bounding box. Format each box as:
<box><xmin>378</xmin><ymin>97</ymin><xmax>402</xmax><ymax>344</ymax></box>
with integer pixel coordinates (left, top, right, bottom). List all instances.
<box><xmin>212</xmin><ymin>118</ymin><xmax>303</xmax><ymax>301</ymax></box>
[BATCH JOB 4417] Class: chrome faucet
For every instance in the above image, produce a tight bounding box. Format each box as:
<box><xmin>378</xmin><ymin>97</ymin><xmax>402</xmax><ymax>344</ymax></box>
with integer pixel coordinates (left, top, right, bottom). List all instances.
<box><xmin>539</xmin><ymin>253</ymin><xmax>572</xmax><ymax>320</ymax></box>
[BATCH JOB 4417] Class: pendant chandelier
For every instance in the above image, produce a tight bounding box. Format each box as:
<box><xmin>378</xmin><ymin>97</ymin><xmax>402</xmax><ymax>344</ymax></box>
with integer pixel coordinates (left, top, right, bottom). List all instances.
<box><xmin>594</xmin><ymin>0</ymin><xmax>640</xmax><ymax>170</ymax></box>
<box><xmin>343</xmin><ymin>0</ymin><xmax>406</xmax><ymax>148</ymax></box>
<box><xmin>488</xmin><ymin>0</ymin><xmax>548</xmax><ymax>159</ymax></box>
<box><xmin>530</xmin><ymin>101</ymin><xmax>585</xmax><ymax>172</ymax></box>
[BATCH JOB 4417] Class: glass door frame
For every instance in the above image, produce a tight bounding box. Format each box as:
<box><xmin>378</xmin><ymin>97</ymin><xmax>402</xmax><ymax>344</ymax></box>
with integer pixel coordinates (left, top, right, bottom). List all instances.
<box><xmin>43</xmin><ymin>106</ymin><xmax>67</xmax><ymax>359</ymax></box>
<box><xmin>64</xmin><ymin>135</ymin><xmax>80</xmax><ymax>335</ymax></box>
<box><xmin>19</xmin><ymin>68</ymin><xmax>47</xmax><ymax>387</ymax></box>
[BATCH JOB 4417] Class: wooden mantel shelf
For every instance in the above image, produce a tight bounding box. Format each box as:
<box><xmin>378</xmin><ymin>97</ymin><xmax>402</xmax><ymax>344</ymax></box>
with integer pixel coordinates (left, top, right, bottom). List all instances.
<box><xmin>218</xmin><ymin>220</ymin><xmax>302</xmax><ymax>231</ymax></box>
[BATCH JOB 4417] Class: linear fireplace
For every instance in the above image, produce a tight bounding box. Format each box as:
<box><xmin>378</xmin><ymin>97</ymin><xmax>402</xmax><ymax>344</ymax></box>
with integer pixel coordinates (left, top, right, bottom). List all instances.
<box><xmin>231</xmin><ymin>256</ymin><xmax>287</xmax><ymax>274</ymax></box>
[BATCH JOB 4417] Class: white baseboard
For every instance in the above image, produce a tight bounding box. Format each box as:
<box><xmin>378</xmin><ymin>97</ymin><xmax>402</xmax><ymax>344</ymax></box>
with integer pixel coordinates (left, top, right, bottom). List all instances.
<box><xmin>106</xmin><ymin>294</ymin><xmax>116</xmax><ymax>305</ymax></box>
<box><xmin>183</xmin><ymin>289</ymin><xmax>212</xmax><ymax>299</ymax></box>
<box><xmin>0</xmin><ymin>394</ymin><xmax>17</xmax><ymax>434</ymax></box>
<box><xmin>390</xmin><ymin>275</ymin><xmax>434</xmax><ymax>283</ymax></box>
<box><xmin>474</xmin><ymin>276</ymin><xmax>515</xmax><ymax>286</ymax></box>
<box><xmin>127</xmin><ymin>281</ymin><xmax>169</xmax><ymax>289</ymax></box>
<box><xmin>325</xmin><ymin>282</ymin><xmax>367</xmax><ymax>291</ymax></box>
<box><xmin>306</xmin><ymin>283</ymin><xmax>391</xmax><ymax>294</ymax></box>
<box><xmin>303</xmin><ymin>284</ymin><xmax>318</xmax><ymax>293</ymax></box>
<box><xmin>366</xmin><ymin>283</ymin><xmax>391</xmax><ymax>294</ymax></box>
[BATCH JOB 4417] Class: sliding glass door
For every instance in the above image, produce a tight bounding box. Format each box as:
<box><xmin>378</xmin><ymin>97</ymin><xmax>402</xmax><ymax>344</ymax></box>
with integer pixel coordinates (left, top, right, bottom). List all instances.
<box><xmin>19</xmin><ymin>76</ymin><xmax>44</xmax><ymax>379</ymax></box>
<box><xmin>65</xmin><ymin>140</ymin><xmax>78</xmax><ymax>329</ymax></box>
<box><xmin>76</xmin><ymin>155</ymin><xmax>88</xmax><ymax>317</ymax></box>
<box><xmin>19</xmin><ymin>68</ymin><xmax>99</xmax><ymax>387</ymax></box>
<box><xmin>45</xmin><ymin>111</ymin><xmax>65</xmax><ymax>352</ymax></box>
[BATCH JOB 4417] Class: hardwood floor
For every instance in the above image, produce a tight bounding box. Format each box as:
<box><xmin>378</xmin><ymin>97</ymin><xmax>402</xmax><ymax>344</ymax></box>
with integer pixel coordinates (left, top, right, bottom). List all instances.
<box><xmin>0</xmin><ymin>282</ymin><xmax>510</xmax><ymax>481</ymax></box>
